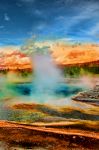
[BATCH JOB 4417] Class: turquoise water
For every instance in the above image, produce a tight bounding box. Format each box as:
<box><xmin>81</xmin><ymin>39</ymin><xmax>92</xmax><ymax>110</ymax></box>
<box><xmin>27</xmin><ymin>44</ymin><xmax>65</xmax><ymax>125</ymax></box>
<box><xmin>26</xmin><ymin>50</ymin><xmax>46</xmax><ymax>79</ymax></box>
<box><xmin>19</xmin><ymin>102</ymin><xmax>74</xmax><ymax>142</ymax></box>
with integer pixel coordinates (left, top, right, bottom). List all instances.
<box><xmin>0</xmin><ymin>76</ymin><xmax>83</xmax><ymax>104</ymax></box>
<box><xmin>0</xmin><ymin>84</ymin><xmax>81</xmax><ymax>105</ymax></box>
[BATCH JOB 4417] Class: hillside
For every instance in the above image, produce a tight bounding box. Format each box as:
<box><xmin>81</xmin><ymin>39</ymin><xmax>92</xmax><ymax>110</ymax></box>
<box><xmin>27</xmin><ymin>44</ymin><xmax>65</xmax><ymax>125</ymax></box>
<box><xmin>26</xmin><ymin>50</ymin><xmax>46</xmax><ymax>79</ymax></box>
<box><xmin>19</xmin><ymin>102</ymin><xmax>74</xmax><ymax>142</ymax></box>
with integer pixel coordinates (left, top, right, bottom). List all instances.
<box><xmin>51</xmin><ymin>44</ymin><xmax>99</xmax><ymax>66</ymax></box>
<box><xmin>0</xmin><ymin>44</ymin><xmax>99</xmax><ymax>71</ymax></box>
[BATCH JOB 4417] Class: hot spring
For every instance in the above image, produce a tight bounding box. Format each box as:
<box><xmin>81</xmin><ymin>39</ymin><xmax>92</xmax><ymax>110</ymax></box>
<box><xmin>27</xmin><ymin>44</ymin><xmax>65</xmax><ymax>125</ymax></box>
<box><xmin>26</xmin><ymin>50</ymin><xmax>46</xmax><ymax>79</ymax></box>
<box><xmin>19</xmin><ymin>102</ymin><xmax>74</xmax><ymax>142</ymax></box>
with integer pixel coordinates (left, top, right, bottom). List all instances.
<box><xmin>30</xmin><ymin>53</ymin><xmax>82</xmax><ymax>105</ymax></box>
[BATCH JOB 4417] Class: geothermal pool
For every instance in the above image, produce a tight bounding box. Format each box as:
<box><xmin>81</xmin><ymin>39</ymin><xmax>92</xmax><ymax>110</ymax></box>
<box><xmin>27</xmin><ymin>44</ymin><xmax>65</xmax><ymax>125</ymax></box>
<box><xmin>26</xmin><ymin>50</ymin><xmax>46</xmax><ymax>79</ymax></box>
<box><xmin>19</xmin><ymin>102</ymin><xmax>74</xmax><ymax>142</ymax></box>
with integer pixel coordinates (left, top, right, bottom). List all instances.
<box><xmin>0</xmin><ymin>79</ymin><xmax>82</xmax><ymax>120</ymax></box>
<box><xmin>0</xmin><ymin>75</ymin><xmax>99</xmax><ymax>149</ymax></box>
<box><xmin>0</xmin><ymin>74</ymin><xmax>97</xmax><ymax>122</ymax></box>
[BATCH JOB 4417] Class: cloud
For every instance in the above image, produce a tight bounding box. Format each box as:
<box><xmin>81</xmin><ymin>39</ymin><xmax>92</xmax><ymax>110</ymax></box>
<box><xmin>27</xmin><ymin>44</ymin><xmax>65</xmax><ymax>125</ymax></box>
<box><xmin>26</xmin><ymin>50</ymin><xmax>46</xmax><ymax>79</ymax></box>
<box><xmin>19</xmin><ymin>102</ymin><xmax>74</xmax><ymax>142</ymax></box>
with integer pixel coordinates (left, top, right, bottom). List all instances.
<box><xmin>87</xmin><ymin>22</ymin><xmax>99</xmax><ymax>36</ymax></box>
<box><xmin>4</xmin><ymin>13</ymin><xmax>10</xmax><ymax>21</ymax></box>
<box><xmin>64</xmin><ymin>2</ymin><xmax>99</xmax><ymax>31</ymax></box>
<box><xmin>56</xmin><ymin>16</ymin><xmax>66</xmax><ymax>21</ymax></box>
<box><xmin>0</xmin><ymin>26</ymin><xmax>5</xmax><ymax>29</ymax></box>
<box><xmin>34</xmin><ymin>9</ymin><xmax>43</xmax><ymax>16</ymax></box>
<box><xmin>27</xmin><ymin>1</ymin><xmax>99</xmax><ymax>43</ymax></box>
<box><xmin>16</xmin><ymin>3</ymin><xmax>23</xmax><ymax>7</ymax></box>
<box><xmin>53</xmin><ymin>37</ymin><xmax>75</xmax><ymax>43</ymax></box>
<box><xmin>35</xmin><ymin>37</ymin><xmax>75</xmax><ymax>48</ymax></box>
<box><xmin>36</xmin><ymin>24</ymin><xmax>46</xmax><ymax>30</ymax></box>
<box><xmin>56</xmin><ymin>2</ymin><xmax>99</xmax><ymax>34</ymax></box>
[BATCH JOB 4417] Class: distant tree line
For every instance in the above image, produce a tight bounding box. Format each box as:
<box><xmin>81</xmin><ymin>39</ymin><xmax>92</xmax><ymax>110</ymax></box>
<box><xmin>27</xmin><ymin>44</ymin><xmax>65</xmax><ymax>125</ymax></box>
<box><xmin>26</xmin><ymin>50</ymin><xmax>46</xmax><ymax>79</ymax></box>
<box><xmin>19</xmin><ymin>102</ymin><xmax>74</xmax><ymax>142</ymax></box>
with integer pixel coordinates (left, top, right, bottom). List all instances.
<box><xmin>63</xmin><ymin>65</ymin><xmax>99</xmax><ymax>77</ymax></box>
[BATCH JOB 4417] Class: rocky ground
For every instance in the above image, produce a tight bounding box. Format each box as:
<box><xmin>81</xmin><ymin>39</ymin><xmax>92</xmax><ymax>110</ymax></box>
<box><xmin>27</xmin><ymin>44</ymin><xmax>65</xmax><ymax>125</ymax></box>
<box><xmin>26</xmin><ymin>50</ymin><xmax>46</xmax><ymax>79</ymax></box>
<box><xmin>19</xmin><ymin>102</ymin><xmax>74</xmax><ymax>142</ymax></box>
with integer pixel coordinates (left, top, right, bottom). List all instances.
<box><xmin>72</xmin><ymin>85</ymin><xmax>99</xmax><ymax>105</ymax></box>
<box><xmin>0</xmin><ymin>121</ymin><xmax>98</xmax><ymax>150</ymax></box>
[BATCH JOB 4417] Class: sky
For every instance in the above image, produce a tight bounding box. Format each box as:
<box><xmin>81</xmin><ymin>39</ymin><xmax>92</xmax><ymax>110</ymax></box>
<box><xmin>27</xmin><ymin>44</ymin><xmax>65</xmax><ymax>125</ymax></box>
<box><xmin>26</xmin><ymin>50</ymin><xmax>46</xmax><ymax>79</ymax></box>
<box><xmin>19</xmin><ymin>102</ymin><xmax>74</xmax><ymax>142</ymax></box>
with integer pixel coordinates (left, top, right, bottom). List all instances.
<box><xmin>0</xmin><ymin>0</ymin><xmax>99</xmax><ymax>46</ymax></box>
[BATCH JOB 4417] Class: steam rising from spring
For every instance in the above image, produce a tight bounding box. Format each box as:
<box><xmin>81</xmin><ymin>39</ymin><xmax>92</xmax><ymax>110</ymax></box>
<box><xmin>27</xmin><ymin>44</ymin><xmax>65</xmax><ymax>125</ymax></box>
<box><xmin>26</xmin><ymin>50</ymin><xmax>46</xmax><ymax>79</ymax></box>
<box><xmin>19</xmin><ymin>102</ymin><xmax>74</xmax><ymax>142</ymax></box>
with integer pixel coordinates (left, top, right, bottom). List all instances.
<box><xmin>33</xmin><ymin>54</ymin><xmax>62</xmax><ymax>93</ymax></box>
